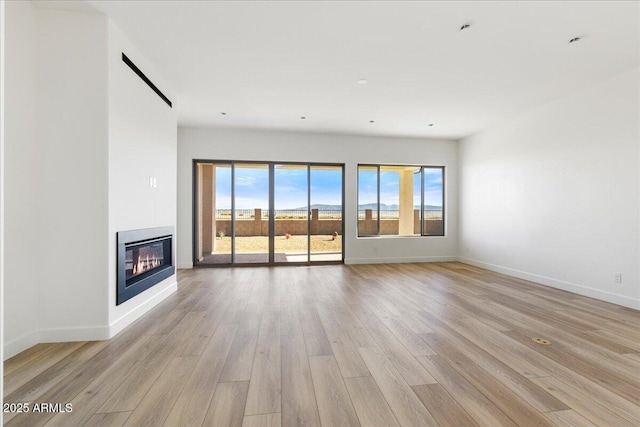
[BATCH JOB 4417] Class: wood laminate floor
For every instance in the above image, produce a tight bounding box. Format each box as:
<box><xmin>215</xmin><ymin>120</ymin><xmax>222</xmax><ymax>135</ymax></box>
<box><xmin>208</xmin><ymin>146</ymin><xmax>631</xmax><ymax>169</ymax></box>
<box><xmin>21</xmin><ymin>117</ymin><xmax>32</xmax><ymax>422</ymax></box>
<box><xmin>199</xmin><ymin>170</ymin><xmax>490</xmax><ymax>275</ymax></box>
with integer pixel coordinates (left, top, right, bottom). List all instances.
<box><xmin>4</xmin><ymin>262</ymin><xmax>640</xmax><ymax>426</ymax></box>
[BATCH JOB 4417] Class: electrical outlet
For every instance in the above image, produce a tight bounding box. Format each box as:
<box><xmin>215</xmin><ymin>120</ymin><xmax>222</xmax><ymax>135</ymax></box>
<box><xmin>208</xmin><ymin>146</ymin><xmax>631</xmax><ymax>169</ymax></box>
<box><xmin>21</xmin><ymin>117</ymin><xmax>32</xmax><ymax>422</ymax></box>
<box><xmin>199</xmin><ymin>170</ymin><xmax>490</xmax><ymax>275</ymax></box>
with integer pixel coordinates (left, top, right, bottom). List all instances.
<box><xmin>614</xmin><ymin>273</ymin><xmax>622</xmax><ymax>284</ymax></box>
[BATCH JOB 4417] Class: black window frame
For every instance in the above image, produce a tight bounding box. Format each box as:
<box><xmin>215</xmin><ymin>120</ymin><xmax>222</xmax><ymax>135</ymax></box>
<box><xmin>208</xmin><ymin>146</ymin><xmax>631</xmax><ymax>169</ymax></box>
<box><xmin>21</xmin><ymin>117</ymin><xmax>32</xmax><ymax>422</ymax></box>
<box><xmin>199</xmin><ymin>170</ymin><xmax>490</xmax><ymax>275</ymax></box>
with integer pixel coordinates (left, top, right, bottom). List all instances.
<box><xmin>357</xmin><ymin>164</ymin><xmax>445</xmax><ymax>238</ymax></box>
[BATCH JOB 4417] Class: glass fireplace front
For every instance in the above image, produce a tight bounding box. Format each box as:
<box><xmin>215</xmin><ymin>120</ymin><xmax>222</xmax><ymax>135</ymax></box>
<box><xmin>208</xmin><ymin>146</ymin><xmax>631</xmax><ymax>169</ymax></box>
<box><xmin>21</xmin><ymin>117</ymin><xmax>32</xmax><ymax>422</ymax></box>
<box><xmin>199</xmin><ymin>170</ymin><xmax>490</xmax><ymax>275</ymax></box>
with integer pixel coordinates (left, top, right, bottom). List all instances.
<box><xmin>117</xmin><ymin>226</ymin><xmax>175</xmax><ymax>305</ymax></box>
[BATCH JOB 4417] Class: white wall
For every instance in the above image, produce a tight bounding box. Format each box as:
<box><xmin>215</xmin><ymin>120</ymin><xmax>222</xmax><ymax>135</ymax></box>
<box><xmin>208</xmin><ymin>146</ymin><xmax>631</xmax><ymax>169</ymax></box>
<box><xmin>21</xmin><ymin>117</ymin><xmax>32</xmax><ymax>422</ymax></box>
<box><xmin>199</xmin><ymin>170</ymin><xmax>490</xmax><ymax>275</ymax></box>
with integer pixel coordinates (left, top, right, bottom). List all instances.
<box><xmin>459</xmin><ymin>67</ymin><xmax>640</xmax><ymax>309</ymax></box>
<box><xmin>107</xmin><ymin>21</ymin><xmax>177</xmax><ymax>334</ymax></box>
<box><xmin>4</xmin><ymin>0</ymin><xmax>41</xmax><ymax>357</ymax></box>
<box><xmin>36</xmin><ymin>8</ymin><xmax>110</xmax><ymax>342</ymax></box>
<box><xmin>2</xmin><ymin>0</ymin><xmax>8</xmax><ymax>414</ymax></box>
<box><xmin>3</xmin><ymin>4</ymin><xmax>178</xmax><ymax>359</ymax></box>
<box><xmin>178</xmin><ymin>128</ymin><xmax>458</xmax><ymax>266</ymax></box>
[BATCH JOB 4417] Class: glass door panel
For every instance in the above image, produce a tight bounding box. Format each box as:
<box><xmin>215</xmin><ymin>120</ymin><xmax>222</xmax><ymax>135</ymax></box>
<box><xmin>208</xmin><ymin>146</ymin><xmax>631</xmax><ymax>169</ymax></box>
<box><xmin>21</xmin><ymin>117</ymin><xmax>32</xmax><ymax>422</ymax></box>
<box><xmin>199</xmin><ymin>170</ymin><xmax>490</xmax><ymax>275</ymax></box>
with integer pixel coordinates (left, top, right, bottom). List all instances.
<box><xmin>234</xmin><ymin>163</ymin><xmax>270</xmax><ymax>264</ymax></box>
<box><xmin>413</xmin><ymin>168</ymin><xmax>422</xmax><ymax>236</ymax></box>
<box><xmin>423</xmin><ymin>167</ymin><xmax>444</xmax><ymax>236</ymax></box>
<box><xmin>196</xmin><ymin>162</ymin><xmax>233</xmax><ymax>265</ymax></box>
<box><xmin>212</xmin><ymin>163</ymin><xmax>232</xmax><ymax>264</ymax></box>
<box><xmin>310</xmin><ymin>166</ymin><xmax>343</xmax><ymax>261</ymax></box>
<box><xmin>274</xmin><ymin>164</ymin><xmax>308</xmax><ymax>263</ymax></box>
<box><xmin>358</xmin><ymin>166</ymin><xmax>379</xmax><ymax>236</ymax></box>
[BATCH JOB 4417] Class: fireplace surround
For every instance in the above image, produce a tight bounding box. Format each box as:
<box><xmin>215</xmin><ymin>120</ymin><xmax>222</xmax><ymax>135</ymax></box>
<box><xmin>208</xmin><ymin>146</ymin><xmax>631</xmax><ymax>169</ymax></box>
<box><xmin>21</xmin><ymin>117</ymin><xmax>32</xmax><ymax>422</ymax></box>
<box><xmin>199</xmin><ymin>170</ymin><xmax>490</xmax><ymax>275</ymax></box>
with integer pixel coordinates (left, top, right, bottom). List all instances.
<box><xmin>117</xmin><ymin>226</ymin><xmax>175</xmax><ymax>305</ymax></box>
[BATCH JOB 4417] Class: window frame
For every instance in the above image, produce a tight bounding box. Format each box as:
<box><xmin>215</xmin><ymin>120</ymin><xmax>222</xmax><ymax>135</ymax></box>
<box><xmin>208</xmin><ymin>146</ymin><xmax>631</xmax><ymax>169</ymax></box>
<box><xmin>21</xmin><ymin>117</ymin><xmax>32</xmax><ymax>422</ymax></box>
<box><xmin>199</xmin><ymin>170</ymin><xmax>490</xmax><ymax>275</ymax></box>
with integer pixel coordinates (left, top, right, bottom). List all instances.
<box><xmin>357</xmin><ymin>164</ymin><xmax>445</xmax><ymax>238</ymax></box>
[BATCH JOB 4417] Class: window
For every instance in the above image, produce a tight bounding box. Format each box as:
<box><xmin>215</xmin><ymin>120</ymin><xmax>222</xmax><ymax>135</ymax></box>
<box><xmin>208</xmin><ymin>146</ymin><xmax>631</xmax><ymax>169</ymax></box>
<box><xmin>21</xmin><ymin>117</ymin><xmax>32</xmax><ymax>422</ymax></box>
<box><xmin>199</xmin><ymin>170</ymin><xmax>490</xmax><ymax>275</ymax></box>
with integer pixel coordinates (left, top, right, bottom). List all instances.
<box><xmin>357</xmin><ymin>165</ymin><xmax>444</xmax><ymax>237</ymax></box>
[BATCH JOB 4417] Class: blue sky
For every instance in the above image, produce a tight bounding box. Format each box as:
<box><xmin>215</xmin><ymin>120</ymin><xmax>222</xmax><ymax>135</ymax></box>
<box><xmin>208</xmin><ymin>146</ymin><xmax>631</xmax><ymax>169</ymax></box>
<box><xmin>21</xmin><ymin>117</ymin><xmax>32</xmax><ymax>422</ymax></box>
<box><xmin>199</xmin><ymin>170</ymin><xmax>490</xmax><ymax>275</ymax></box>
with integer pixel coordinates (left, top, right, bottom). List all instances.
<box><xmin>214</xmin><ymin>165</ymin><xmax>343</xmax><ymax>209</ymax></box>
<box><xmin>212</xmin><ymin>165</ymin><xmax>442</xmax><ymax>210</ymax></box>
<box><xmin>358</xmin><ymin>167</ymin><xmax>443</xmax><ymax>207</ymax></box>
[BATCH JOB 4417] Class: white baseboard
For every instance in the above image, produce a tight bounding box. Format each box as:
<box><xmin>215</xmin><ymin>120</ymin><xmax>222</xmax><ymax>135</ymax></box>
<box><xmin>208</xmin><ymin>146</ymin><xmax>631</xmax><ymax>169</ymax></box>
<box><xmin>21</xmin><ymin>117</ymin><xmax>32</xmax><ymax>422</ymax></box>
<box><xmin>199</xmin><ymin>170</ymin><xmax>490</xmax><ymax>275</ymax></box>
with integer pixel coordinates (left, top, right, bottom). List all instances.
<box><xmin>39</xmin><ymin>325</ymin><xmax>111</xmax><ymax>344</ymax></box>
<box><xmin>4</xmin><ymin>281</ymin><xmax>178</xmax><ymax>360</ymax></box>
<box><xmin>4</xmin><ymin>331</ymin><xmax>39</xmax><ymax>360</ymax></box>
<box><xmin>177</xmin><ymin>261</ymin><xmax>193</xmax><ymax>269</ymax></box>
<box><xmin>108</xmin><ymin>280</ymin><xmax>178</xmax><ymax>338</ymax></box>
<box><xmin>345</xmin><ymin>256</ymin><xmax>458</xmax><ymax>265</ymax></box>
<box><xmin>458</xmin><ymin>257</ymin><xmax>640</xmax><ymax>310</ymax></box>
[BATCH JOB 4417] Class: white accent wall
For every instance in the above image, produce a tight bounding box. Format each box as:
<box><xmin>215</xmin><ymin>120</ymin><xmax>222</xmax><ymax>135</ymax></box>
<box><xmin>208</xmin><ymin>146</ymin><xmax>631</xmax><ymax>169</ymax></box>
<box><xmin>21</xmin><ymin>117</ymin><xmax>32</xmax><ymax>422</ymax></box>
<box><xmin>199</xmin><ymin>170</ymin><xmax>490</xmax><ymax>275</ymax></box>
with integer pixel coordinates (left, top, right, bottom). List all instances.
<box><xmin>177</xmin><ymin>128</ymin><xmax>459</xmax><ymax>267</ymax></box>
<box><xmin>4</xmin><ymin>0</ymin><xmax>42</xmax><ymax>358</ymax></box>
<box><xmin>3</xmin><ymin>3</ymin><xmax>178</xmax><ymax>359</ymax></box>
<box><xmin>107</xmin><ymin>21</ymin><xmax>178</xmax><ymax>334</ymax></box>
<box><xmin>459</xmin><ymin>67</ymin><xmax>640</xmax><ymax>310</ymax></box>
<box><xmin>2</xmin><ymin>0</ymin><xmax>9</xmax><ymax>406</ymax></box>
<box><xmin>36</xmin><ymin>7</ymin><xmax>110</xmax><ymax>344</ymax></box>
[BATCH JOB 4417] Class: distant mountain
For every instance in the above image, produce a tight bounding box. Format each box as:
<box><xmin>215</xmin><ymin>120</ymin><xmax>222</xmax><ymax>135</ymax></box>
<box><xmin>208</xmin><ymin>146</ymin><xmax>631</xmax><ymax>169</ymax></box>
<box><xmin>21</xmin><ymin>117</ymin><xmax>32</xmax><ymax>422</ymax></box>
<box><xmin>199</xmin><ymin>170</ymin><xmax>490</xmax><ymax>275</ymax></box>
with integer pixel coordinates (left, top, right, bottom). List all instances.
<box><xmin>290</xmin><ymin>204</ymin><xmax>441</xmax><ymax>211</ymax></box>
<box><xmin>360</xmin><ymin>203</ymin><xmax>442</xmax><ymax>210</ymax></box>
<box><xmin>290</xmin><ymin>204</ymin><xmax>342</xmax><ymax>211</ymax></box>
<box><xmin>358</xmin><ymin>203</ymin><xmax>398</xmax><ymax>210</ymax></box>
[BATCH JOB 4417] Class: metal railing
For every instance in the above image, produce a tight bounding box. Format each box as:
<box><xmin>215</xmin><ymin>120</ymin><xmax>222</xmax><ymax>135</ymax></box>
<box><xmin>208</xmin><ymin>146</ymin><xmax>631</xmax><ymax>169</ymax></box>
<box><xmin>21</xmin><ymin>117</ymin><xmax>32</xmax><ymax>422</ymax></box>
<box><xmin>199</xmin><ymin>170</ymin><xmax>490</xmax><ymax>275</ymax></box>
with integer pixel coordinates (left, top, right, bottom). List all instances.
<box><xmin>215</xmin><ymin>209</ymin><xmax>343</xmax><ymax>220</ymax></box>
<box><xmin>357</xmin><ymin>209</ymin><xmax>443</xmax><ymax>220</ymax></box>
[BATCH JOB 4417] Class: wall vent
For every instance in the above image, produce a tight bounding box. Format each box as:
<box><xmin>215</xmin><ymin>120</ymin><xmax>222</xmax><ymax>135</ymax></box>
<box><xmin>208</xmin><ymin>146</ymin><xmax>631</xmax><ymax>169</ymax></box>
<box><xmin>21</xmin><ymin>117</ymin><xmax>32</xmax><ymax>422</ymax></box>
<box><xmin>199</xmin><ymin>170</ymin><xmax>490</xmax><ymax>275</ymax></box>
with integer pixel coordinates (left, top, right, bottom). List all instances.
<box><xmin>122</xmin><ymin>53</ymin><xmax>172</xmax><ymax>108</ymax></box>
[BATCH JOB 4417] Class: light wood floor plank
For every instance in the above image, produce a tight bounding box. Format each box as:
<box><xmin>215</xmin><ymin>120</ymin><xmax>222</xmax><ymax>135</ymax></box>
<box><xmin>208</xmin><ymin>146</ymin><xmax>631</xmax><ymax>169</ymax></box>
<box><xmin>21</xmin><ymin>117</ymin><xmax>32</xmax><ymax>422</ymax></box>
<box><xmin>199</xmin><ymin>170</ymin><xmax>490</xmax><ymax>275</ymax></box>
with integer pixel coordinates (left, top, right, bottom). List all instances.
<box><xmin>5</xmin><ymin>340</ymin><xmax>108</xmax><ymax>404</ymax></box>
<box><xmin>124</xmin><ymin>356</ymin><xmax>198</xmax><ymax>427</ymax></box>
<box><xmin>417</xmin><ymin>355</ymin><xmax>517</xmax><ymax>427</ymax></box>
<box><xmin>244</xmin><ymin>310</ymin><xmax>282</xmax><ymax>416</ymax></box>
<box><xmin>358</xmin><ymin>346</ymin><xmax>438</xmax><ymax>427</ymax></box>
<box><xmin>309</xmin><ymin>356</ymin><xmax>360</xmax><ymax>427</ymax></box>
<box><xmin>281</xmin><ymin>333</ymin><xmax>321</xmax><ymax>427</ymax></box>
<box><xmin>544</xmin><ymin>409</ymin><xmax>598</xmax><ymax>427</ymax></box>
<box><xmin>44</xmin><ymin>335</ymin><xmax>163</xmax><ymax>427</ymax></box>
<box><xmin>531</xmin><ymin>376</ymin><xmax>637</xmax><ymax>427</ymax></box>
<box><xmin>83</xmin><ymin>411</ymin><xmax>132</xmax><ymax>427</ymax></box>
<box><xmin>315</xmin><ymin>303</ymin><xmax>370</xmax><ymax>378</ymax></box>
<box><xmin>220</xmin><ymin>327</ymin><xmax>259</xmax><ymax>382</ymax></box>
<box><xmin>202</xmin><ymin>381</ymin><xmax>249</xmax><ymax>427</ymax></box>
<box><xmin>451</xmin><ymin>316</ymin><xmax>552</xmax><ymax>378</ymax></box>
<box><xmin>3</xmin><ymin>342</ymin><xmax>85</xmax><ymax>395</ymax></box>
<box><xmin>504</xmin><ymin>329</ymin><xmax>640</xmax><ymax>406</ymax></box>
<box><xmin>280</xmin><ymin>280</ymin><xmax>304</xmax><ymax>337</ymax></box>
<box><xmin>163</xmin><ymin>324</ymin><xmax>238</xmax><ymax>426</ymax></box>
<box><xmin>5</xmin><ymin>328</ymin><xmax>153</xmax><ymax>426</ymax></box>
<box><xmin>351</xmin><ymin>303</ymin><xmax>436</xmax><ymax>386</ymax></box>
<box><xmin>344</xmin><ymin>375</ymin><xmax>400</xmax><ymax>427</ymax></box>
<box><xmin>421</xmin><ymin>333</ymin><xmax>557</xmax><ymax>426</ymax></box>
<box><xmin>242</xmin><ymin>413</ymin><xmax>281</xmax><ymax>427</ymax></box>
<box><xmin>298</xmin><ymin>303</ymin><xmax>333</xmax><ymax>357</ymax></box>
<box><xmin>411</xmin><ymin>383</ymin><xmax>479</xmax><ymax>427</ymax></box>
<box><xmin>97</xmin><ymin>312</ymin><xmax>208</xmax><ymax>413</ymax></box>
<box><xmin>416</xmin><ymin>314</ymin><xmax>568</xmax><ymax>413</ymax></box>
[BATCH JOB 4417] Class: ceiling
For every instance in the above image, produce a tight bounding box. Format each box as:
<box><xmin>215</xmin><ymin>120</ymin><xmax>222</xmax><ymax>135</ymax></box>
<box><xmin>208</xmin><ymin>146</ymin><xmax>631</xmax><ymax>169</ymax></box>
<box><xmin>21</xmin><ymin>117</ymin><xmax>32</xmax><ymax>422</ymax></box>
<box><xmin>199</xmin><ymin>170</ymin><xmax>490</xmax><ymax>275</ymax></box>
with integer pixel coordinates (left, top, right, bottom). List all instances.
<box><xmin>76</xmin><ymin>1</ymin><xmax>640</xmax><ymax>139</ymax></box>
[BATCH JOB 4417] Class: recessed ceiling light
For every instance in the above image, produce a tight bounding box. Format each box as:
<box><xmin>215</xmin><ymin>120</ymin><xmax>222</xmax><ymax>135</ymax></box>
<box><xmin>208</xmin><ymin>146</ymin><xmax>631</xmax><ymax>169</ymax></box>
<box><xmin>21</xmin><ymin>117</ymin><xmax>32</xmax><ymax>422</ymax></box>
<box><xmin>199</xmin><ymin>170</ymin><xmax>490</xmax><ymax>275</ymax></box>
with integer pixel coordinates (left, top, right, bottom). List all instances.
<box><xmin>569</xmin><ymin>37</ymin><xmax>581</xmax><ymax>44</ymax></box>
<box><xmin>221</xmin><ymin>112</ymin><xmax>227</xmax><ymax>115</ymax></box>
<box><xmin>369</xmin><ymin>120</ymin><xmax>375</xmax><ymax>123</ymax></box>
<box><xmin>301</xmin><ymin>116</ymin><xmax>306</xmax><ymax>120</ymax></box>
<box><xmin>358</xmin><ymin>79</ymin><xmax>368</xmax><ymax>84</ymax></box>
<box><xmin>460</xmin><ymin>23</ymin><xmax>471</xmax><ymax>31</ymax></box>
<box><xmin>428</xmin><ymin>123</ymin><xmax>434</xmax><ymax>127</ymax></box>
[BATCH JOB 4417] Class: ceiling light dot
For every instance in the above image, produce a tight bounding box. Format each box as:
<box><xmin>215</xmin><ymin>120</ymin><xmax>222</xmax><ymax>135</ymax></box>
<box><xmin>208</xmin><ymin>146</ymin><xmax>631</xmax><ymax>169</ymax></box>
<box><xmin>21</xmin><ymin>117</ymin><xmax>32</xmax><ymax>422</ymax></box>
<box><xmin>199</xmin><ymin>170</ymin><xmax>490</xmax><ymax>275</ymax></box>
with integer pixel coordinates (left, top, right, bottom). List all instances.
<box><xmin>221</xmin><ymin>112</ymin><xmax>227</xmax><ymax>115</ymax></box>
<box><xmin>428</xmin><ymin>123</ymin><xmax>434</xmax><ymax>127</ymax></box>
<box><xmin>358</xmin><ymin>79</ymin><xmax>368</xmax><ymax>84</ymax></box>
<box><xmin>369</xmin><ymin>120</ymin><xmax>375</xmax><ymax>123</ymax></box>
<box><xmin>460</xmin><ymin>23</ymin><xmax>471</xmax><ymax>31</ymax></box>
<box><xmin>569</xmin><ymin>37</ymin><xmax>581</xmax><ymax>44</ymax></box>
<box><xmin>301</xmin><ymin>116</ymin><xmax>306</xmax><ymax>120</ymax></box>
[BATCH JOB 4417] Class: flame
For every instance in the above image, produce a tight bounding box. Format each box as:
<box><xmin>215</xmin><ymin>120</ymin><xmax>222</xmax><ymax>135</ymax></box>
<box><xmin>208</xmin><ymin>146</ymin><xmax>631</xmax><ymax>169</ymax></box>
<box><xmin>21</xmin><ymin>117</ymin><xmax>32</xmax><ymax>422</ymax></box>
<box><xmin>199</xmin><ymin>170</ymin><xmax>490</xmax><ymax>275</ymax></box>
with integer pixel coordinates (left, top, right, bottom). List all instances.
<box><xmin>132</xmin><ymin>253</ymin><xmax>160</xmax><ymax>276</ymax></box>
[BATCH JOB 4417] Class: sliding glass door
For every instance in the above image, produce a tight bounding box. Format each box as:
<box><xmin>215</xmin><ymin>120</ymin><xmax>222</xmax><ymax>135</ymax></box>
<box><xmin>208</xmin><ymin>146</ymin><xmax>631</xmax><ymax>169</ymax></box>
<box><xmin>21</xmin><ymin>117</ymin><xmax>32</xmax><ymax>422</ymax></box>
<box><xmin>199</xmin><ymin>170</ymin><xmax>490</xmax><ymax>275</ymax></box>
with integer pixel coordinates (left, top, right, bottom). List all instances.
<box><xmin>194</xmin><ymin>160</ymin><xmax>343</xmax><ymax>266</ymax></box>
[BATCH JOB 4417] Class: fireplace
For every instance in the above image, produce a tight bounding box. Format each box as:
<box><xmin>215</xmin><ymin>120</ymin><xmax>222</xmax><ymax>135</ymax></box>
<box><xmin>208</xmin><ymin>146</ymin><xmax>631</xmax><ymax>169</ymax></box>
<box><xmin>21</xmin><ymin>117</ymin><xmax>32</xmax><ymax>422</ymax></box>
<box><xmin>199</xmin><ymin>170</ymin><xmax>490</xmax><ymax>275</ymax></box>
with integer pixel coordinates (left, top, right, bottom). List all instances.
<box><xmin>117</xmin><ymin>226</ymin><xmax>175</xmax><ymax>305</ymax></box>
